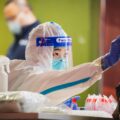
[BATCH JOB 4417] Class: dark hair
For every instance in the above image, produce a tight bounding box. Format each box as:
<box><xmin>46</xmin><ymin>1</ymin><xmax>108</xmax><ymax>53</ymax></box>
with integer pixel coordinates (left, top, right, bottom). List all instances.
<box><xmin>4</xmin><ymin>0</ymin><xmax>32</xmax><ymax>10</ymax></box>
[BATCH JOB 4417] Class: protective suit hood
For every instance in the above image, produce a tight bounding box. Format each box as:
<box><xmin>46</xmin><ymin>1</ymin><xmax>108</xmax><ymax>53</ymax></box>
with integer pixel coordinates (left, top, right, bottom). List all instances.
<box><xmin>16</xmin><ymin>22</ymin><xmax>71</xmax><ymax>71</ymax></box>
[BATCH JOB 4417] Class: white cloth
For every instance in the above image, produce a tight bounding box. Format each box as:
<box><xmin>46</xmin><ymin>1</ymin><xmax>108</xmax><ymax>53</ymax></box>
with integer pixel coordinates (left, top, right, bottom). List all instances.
<box><xmin>0</xmin><ymin>91</ymin><xmax>52</xmax><ymax>112</ymax></box>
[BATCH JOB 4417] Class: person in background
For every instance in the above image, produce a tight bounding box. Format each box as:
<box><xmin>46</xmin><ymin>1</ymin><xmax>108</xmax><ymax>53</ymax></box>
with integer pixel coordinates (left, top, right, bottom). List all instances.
<box><xmin>4</xmin><ymin>0</ymin><xmax>40</xmax><ymax>60</ymax></box>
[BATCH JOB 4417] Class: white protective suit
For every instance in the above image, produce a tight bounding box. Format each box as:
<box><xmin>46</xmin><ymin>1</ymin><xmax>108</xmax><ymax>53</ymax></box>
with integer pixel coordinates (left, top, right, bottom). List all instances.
<box><xmin>8</xmin><ymin>22</ymin><xmax>103</xmax><ymax>105</ymax></box>
<box><xmin>0</xmin><ymin>56</ymin><xmax>9</xmax><ymax>92</ymax></box>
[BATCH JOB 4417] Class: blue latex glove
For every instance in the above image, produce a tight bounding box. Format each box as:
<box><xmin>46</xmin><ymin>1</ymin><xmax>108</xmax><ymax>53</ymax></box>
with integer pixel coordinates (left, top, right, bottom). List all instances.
<box><xmin>102</xmin><ymin>36</ymin><xmax>120</xmax><ymax>70</ymax></box>
<box><xmin>64</xmin><ymin>96</ymin><xmax>80</xmax><ymax>110</ymax></box>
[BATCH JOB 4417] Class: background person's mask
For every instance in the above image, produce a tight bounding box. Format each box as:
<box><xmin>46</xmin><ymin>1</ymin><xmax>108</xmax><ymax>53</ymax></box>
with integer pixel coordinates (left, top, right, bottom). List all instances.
<box><xmin>8</xmin><ymin>21</ymin><xmax>22</xmax><ymax>35</ymax></box>
<box><xmin>7</xmin><ymin>11</ymin><xmax>29</xmax><ymax>35</ymax></box>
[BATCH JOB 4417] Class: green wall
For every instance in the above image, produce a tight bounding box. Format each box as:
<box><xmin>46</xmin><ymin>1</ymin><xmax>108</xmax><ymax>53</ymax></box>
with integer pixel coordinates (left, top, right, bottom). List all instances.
<box><xmin>0</xmin><ymin>0</ymin><xmax>100</xmax><ymax>105</ymax></box>
<box><xmin>0</xmin><ymin>0</ymin><xmax>13</xmax><ymax>54</ymax></box>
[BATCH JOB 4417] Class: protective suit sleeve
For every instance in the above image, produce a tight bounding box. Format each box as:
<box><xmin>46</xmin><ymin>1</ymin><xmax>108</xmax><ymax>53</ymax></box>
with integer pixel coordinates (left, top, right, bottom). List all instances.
<box><xmin>101</xmin><ymin>36</ymin><xmax>120</xmax><ymax>70</ymax></box>
<box><xmin>8</xmin><ymin>59</ymin><xmax>103</xmax><ymax>105</ymax></box>
<box><xmin>41</xmin><ymin>62</ymin><xmax>103</xmax><ymax>105</ymax></box>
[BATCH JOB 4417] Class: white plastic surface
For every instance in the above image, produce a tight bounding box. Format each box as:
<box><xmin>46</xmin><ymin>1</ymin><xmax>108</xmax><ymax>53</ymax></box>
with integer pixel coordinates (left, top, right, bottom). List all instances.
<box><xmin>68</xmin><ymin>110</ymin><xmax>112</xmax><ymax>118</ymax></box>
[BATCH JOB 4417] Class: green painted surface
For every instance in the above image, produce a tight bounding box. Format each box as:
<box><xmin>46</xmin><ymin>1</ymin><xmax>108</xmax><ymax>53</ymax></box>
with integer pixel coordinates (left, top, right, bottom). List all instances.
<box><xmin>0</xmin><ymin>0</ymin><xmax>100</xmax><ymax>106</ymax></box>
<box><xmin>0</xmin><ymin>0</ymin><xmax>13</xmax><ymax>54</ymax></box>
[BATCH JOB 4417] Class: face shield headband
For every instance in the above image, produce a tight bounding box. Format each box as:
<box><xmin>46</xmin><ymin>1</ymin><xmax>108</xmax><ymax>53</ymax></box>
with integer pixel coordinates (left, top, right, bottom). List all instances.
<box><xmin>36</xmin><ymin>36</ymin><xmax>72</xmax><ymax>47</ymax></box>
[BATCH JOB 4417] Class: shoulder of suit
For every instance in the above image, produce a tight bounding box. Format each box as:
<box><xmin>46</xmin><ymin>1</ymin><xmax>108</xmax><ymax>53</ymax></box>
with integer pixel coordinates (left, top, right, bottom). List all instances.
<box><xmin>10</xmin><ymin>60</ymin><xmax>25</xmax><ymax>71</ymax></box>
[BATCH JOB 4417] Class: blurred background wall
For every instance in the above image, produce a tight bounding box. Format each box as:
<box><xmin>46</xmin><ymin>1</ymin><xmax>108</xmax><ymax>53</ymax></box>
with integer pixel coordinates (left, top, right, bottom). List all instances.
<box><xmin>0</xmin><ymin>0</ymin><xmax>100</xmax><ymax>105</ymax></box>
<box><xmin>100</xmin><ymin>0</ymin><xmax>120</xmax><ymax>97</ymax></box>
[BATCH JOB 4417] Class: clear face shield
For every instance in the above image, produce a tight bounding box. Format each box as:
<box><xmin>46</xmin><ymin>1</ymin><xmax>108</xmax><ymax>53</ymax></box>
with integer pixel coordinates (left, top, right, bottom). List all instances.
<box><xmin>36</xmin><ymin>36</ymin><xmax>72</xmax><ymax>70</ymax></box>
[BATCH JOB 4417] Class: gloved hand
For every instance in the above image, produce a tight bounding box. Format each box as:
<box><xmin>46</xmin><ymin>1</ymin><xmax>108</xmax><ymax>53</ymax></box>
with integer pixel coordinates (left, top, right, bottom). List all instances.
<box><xmin>102</xmin><ymin>36</ymin><xmax>120</xmax><ymax>70</ymax></box>
<box><xmin>64</xmin><ymin>96</ymin><xmax>80</xmax><ymax>110</ymax></box>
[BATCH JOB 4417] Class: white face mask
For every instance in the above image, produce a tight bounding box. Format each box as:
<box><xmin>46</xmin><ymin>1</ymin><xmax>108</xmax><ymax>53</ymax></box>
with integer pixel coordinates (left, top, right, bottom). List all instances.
<box><xmin>8</xmin><ymin>21</ymin><xmax>22</xmax><ymax>35</ymax></box>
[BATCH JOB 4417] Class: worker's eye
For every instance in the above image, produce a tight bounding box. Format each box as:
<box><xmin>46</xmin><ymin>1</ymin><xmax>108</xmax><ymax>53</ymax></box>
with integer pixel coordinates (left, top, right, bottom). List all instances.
<box><xmin>55</xmin><ymin>53</ymin><xmax>59</xmax><ymax>56</ymax></box>
<box><xmin>53</xmin><ymin>52</ymin><xmax>59</xmax><ymax>56</ymax></box>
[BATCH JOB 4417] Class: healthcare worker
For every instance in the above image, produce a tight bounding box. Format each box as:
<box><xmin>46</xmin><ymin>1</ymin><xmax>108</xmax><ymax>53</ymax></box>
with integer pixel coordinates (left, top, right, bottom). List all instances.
<box><xmin>6</xmin><ymin>22</ymin><xmax>120</xmax><ymax>105</ymax></box>
<box><xmin>4</xmin><ymin>0</ymin><xmax>40</xmax><ymax>60</ymax></box>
